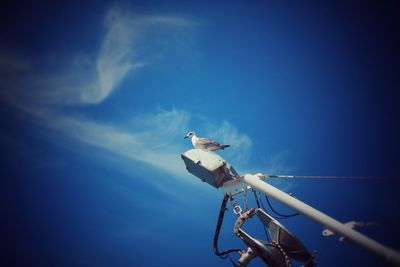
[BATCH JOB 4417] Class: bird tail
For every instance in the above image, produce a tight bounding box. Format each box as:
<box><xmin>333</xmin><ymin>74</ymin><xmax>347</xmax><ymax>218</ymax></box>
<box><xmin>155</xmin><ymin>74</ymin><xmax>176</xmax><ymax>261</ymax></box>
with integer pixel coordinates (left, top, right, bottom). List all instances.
<box><xmin>220</xmin><ymin>145</ymin><xmax>230</xmax><ymax>150</ymax></box>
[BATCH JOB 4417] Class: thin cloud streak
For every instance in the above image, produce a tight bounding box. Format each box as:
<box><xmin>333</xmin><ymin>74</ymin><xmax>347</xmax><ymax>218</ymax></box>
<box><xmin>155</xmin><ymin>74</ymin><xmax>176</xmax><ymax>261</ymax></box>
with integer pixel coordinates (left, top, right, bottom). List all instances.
<box><xmin>27</xmin><ymin>107</ymin><xmax>191</xmax><ymax>179</ymax></box>
<box><xmin>82</xmin><ymin>8</ymin><xmax>195</xmax><ymax>104</ymax></box>
<box><xmin>0</xmin><ymin>8</ymin><xmax>194</xmax><ymax>106</ymax></box>
<box><xmin>203</xmin><ymin>120</ymin><xmax>253</xmax><ymax>168</ymax></box>
<box><xmin>82</xmin><ymin>8</ymin><xmax>141</xmax><ymax>104</ymax></box>
<box><xmin>25</xmin><ymin>107</ymin><xmax>253</xmax><ymax>181</ymax></box>
<box><xmin>0</xmin><ymin>6</ymin><xmax>254</xmax><ymax>185</ymax></box>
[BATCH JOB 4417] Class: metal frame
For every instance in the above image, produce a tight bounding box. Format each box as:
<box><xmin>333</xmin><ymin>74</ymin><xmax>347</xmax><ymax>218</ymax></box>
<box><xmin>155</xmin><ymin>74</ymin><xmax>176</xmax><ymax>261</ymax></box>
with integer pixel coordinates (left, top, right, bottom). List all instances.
<box><xmin>181</xmin><ymin>149</ymin><xmax>400</xmax><ymax>266</ymax></box>
<box><xmin>224</xmin><ymin>174</ymin><xmax>400</xmax><ymax>266</ymax></box>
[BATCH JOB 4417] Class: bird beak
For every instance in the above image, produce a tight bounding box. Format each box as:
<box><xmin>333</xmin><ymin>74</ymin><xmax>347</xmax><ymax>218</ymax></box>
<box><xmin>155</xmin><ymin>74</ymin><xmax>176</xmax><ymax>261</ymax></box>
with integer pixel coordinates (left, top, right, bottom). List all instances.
<box><xmin>184</xmin><ymin>136</ymin><xmax>188</xmax><ymax>139</ymax></box>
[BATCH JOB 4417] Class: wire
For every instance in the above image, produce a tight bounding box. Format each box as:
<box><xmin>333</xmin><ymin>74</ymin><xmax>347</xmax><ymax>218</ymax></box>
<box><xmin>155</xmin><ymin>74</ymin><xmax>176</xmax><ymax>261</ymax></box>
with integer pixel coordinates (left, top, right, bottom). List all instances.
<box><xmin>257</xmin><ymin>192</ymin><xmax>294</xmax><ymax>220</ymax></box>
<box><xmin>252</xmin><ymin>190</ymin><xmax>270</xmax><ymax>242</ymax></box>
<box><xmin>268</xmin><ymin>175</ymin><xmax>397</xmax><ymax>180</ymax></box>
<box><xmin>264</xmin><ymin>194</ymin><xmax>299</xmax><ymax>218</ymax></box>
<box><xmin>213</xmin><ymin>195</ymin><xmax>242</xmax><ymax>259</ymax></box>
<box><xmin>253</xmin><ymin>189</ymin><xmax>261</xmax><ymax>208</ymax></box>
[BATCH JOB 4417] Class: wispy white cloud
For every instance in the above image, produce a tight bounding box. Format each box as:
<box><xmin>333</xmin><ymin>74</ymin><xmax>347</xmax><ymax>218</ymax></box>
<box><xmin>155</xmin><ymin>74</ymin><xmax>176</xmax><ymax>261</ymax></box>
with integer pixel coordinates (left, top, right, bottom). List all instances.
<box><xmin>263</xmin><ymin>151</ymin><xmax>294</xmax><ymax>175</ymax></box>
<box><xmin>81</xmin><ymin>8</ymin><xmax>194</xmax><ymax>104</ymax></box>
<box><xmin>260</xmin><ymin>152</ymin><xmax>297</xmax><ymax>191</ymax></box>
<box><xmin>138</xmin><ymin>16</ymin><xmax>196</xmax><ymax>26</ymax></box>
<box><xmin>130</xmin><ymin>108</ymin><xmax>191</xmax><ymax>150</ymax></box>
<box><xmin>25</xmin><ymin>107</ymin><xmax>190</xmax><ymax>179</ymax></box>
<box><xmin>25</xmin><ymin>106</ymin><xmax>253</xmax><ymax>181</ymax></box>
<box><xmin>199</xmin><ymin>120</ymin><xmax>253</xmax><ymax>168</ymax></box>
<box><xmin>81</xmin><ymin>8</ymin><xmax>141</xmax><ymax>103</ymax></box>
<box><xmin>0</xmin><ymin>7</ymin><xmax>194</xmax><ymax>107</ymax></box>
<box><xmin>0</xmin><ymin>6</ymin><xmax>254</xmax><ymax>186</ymax></box>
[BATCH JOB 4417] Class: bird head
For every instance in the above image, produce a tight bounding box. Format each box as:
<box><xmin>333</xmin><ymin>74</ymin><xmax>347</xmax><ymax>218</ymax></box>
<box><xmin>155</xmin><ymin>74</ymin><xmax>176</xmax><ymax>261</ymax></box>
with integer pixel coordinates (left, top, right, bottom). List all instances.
<box><xmin>184</xmin><ymin>131</ymin><xmax>196</xmax><ymax>139</ymax></box>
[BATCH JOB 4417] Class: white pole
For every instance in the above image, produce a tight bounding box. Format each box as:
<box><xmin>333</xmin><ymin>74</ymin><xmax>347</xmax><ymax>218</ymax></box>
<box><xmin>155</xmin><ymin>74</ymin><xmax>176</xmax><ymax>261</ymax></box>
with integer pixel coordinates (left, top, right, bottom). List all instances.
<box><xmin>243</xmin><ymin>174</ymin><xmax>400</xmax><ymax>267</ymax></box>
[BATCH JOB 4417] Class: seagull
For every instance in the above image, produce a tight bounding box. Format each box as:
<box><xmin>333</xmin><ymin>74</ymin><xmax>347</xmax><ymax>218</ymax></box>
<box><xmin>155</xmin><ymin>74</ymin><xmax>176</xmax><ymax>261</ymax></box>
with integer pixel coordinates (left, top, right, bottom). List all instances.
<box><xmin>184</xmin><ymin>131</ymin><xmax>230</xmax><ymax>151</ymax></box>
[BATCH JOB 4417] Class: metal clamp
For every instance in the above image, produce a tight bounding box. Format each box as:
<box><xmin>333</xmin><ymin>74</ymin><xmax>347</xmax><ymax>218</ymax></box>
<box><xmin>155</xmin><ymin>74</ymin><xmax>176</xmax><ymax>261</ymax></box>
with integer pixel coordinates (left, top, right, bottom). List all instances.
<box><xmin>233</xmin><ymin>205</ymin><xmax>243</xmax><ymax>216</ymax></box>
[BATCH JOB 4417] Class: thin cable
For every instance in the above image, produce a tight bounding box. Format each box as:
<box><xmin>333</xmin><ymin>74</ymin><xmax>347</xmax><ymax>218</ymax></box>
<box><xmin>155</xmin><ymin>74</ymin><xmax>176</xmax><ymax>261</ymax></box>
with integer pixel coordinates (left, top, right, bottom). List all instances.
<box><xmin>213</xmin><ymin>195</ymin><xmax>242</xmax><ymax>259</ymax></box>
<box><xmin>253</xmin><ymin>190</ymin><xmax>261</xmax><ymax>208</ymax></box>
<box><xmin>268</xmin><ymin>175</ymin><xmax>398</xmax><ymax>180</ymax></box>
<box><xmin>257</xmin><ymin>192</ymin><xmax>293</xmax><ymax>220</ymax></box>
<box><xmin>253</xmin><ymin>190</ymin><xmax>270</xmax><ymax>242</ymax></box>
<box><xmin>265</xmin><ymin>194</ymin><xmax>299</xmax><ymax>218</ymax></box>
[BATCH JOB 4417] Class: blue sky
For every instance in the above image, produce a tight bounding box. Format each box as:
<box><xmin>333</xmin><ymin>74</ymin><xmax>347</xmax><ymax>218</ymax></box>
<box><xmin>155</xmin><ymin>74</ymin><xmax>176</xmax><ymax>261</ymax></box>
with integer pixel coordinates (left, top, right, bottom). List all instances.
<box><xmin>1</xmin><ymin>1</ymin><xmax>399</xmax><ymax>266</ymax></box>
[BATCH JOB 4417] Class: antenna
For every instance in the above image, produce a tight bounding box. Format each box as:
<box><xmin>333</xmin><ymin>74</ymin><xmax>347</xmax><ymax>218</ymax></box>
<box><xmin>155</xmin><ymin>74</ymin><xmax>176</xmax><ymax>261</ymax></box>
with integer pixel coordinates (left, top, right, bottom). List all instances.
<box><xmin>181</xmin><ymin>149</ymin><xmax>400</xmax><ymax>267</ymax></box>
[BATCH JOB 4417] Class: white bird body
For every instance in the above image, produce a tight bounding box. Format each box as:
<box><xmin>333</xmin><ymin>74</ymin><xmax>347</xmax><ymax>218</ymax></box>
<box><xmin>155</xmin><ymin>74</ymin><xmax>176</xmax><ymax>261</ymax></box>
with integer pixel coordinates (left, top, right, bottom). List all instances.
<box><xmin>185</xmin><ymin>131</ymin><xmax>230</xmax><ymax>151</ymax></box>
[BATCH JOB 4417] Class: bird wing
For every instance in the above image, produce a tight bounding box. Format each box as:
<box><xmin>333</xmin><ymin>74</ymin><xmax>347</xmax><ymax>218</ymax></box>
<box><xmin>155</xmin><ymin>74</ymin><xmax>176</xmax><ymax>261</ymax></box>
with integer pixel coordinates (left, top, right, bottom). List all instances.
<box><xmin>195</xmin><ymin>137</ymin><xmax>223</xmax><ymax>150</ymax></box>
<box><xmin>196</xmin><ymin>137</ymin><xmax>220</xmax><ymax>146</ymax></box>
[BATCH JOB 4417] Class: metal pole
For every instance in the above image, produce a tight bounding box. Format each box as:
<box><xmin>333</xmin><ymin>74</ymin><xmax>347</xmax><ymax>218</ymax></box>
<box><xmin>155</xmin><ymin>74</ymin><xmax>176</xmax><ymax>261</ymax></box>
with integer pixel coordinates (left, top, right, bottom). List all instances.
<box><xmin>243</xmin><ymin>174</ymin><xmax>400</xmax><ymax>267</ymax></box>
